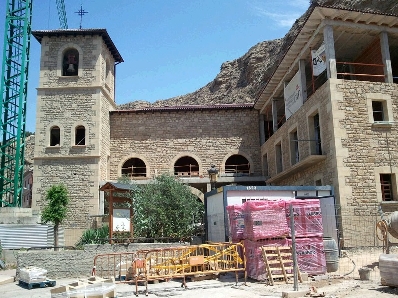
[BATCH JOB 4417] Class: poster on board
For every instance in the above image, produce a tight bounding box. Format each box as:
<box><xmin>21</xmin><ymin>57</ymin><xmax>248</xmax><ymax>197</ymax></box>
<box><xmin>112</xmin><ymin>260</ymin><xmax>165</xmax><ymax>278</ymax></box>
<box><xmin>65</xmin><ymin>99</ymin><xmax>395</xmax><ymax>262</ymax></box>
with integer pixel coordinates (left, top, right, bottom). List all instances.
<box><xmin>113</xmin><ymin>208</ymin><xmax>130</xmax><ymax>232</ymax></box>
<box><xmin>311</xmin><ymin>43</ymin><xmax>326</xmax><ymax>76</ymax></box>
<box><xmin>284</xmin><ymin>70</ymin><xmax>303</xmax><ymax>119</ymax></box>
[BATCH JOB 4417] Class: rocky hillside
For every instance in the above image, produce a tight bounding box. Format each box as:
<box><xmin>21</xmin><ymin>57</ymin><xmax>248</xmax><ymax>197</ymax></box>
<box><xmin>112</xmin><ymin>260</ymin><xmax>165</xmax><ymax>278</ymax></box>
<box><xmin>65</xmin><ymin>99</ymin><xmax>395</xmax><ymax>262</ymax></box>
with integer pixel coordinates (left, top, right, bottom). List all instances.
<box><xmin>118</xmin><ymin>0</ymin><xmax>398</xmax><ymax>110</ymax></box>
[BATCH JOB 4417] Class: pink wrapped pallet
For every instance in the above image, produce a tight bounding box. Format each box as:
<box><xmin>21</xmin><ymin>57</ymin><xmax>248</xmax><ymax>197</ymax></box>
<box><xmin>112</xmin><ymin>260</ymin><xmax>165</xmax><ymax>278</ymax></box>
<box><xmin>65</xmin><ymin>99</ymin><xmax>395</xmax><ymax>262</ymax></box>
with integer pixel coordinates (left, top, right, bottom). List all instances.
<box><xmin>244</xmin><ymin>200</ymin><xmax>289</xmax><ymax>240</ymax></box>
<box><xmin>286</xmin><ymin>199</ymin><xmax>323</xmax><ymax>237</ymax></box>
<box><xmin>288</xmin><ymin>237</ymin><xmax>326</xmax><ymax>275</ymax></box>
<box><xmin>244</xmin><ymin>238</ymin><xmax>289</xmax><ymax>281</ymax></box>
<box><xmin>226</xmin><ymin>204</ymin><xmax>245</xmax><ymax>242</ymax></box>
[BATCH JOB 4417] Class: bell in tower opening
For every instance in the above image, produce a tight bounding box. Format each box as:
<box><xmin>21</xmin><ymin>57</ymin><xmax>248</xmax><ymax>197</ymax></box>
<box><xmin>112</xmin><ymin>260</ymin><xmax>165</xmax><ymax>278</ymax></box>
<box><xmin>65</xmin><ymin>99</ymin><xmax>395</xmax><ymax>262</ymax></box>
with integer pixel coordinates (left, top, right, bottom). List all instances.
<box><xmin>63</xmin><ymin>48</ymin><xmax>79</xmax><ymax>76</ymax></box>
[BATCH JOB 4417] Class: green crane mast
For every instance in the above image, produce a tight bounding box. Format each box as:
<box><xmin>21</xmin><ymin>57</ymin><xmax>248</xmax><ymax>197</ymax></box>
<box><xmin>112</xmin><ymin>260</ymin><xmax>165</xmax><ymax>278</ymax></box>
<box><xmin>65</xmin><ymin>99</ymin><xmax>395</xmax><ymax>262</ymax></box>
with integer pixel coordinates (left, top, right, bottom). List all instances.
<box><xmin>56</xmin><ymin>0</ymin><xmax>68</xmax><ymax>29</ymax></box>
<box><xmin>0</xmin><ymin>0</ymin><xmax>67</xmax><ymax>207</ymax></box>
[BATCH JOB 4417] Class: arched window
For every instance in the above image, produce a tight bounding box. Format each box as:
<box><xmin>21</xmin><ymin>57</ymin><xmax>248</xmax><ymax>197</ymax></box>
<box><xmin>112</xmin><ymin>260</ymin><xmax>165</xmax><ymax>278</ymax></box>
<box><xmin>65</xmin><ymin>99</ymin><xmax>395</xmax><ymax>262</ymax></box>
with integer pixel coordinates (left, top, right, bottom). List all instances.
<box><xmin>121</xmin><ymin>158</ymin><xmax>147</xmax><ymax>177</ymax></box>
<box><xmin>174</xmin><ymin>156</ymin><xmax>199</xmax><ymax>177</ymax></box>
<box><xmin>75</xmin><ymin>125</ymin><xmax>85</xmax><ymax>145</ymax></box>
<box><xmin>50</xmin><ymin>126</ymin><xmax>60</xmax><ymax>146</ymax></box>
<box><xmin>62</xmin><ymin>48</ymin><xmax>79</xmax><ymax>76</ymax></box>
<box><xmin>225</xmin><ymin>155</ymin><xmax>250</xmax><ymax>176</ymax></box>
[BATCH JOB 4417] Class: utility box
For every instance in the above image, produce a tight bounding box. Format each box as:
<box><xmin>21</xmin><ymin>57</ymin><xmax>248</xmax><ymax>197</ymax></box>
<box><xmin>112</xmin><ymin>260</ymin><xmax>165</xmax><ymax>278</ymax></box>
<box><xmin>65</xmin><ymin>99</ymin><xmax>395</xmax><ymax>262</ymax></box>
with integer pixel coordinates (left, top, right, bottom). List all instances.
<box><xmin>204</xmin><ymin>185</ymin><xmax>337</xmax><ymax>244</ymax></box>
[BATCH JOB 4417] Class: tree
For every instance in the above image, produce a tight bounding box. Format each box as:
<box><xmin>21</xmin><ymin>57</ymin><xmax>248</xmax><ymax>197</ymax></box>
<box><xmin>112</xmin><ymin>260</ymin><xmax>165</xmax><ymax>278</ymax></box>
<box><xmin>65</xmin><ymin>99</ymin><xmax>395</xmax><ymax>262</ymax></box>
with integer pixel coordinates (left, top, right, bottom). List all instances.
<box><xmin>132</xmin><ymin>173</ymin><xmax>204</xmax><ymax>239</ymax></box>
<box><xmin>41</xmin><ymin>184</ymin><xmax>69</xmax><ymax>250</ymax></box>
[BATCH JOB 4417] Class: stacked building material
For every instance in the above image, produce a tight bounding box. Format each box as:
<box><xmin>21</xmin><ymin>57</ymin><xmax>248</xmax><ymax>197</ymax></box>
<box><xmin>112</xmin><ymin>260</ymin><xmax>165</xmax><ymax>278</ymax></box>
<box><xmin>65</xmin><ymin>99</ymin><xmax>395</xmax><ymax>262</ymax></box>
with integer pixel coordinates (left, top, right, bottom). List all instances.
<box><xmin>287</xmin><ymin>237</ymin><xmax>326</xmax><ymax>275</ymax></box>
<box><xmin>286</xmin><ymin>199</ymin><xmax>323</xmax><ymax>237</ymax></box>
<box><xmin>226</xmin><ymin>204</ymin><xmax>245</xmax><ymax>242</ymax></box>
<box><xmin>227</xmin><ymin>198</ymin><xmax>327</xmax><ymax>279</ymax></box>
<box><xmin>244</xmin><ymin>238</ymin><xmax>288</xmax><ymax>281</ymax></box>
<box><xmin>19</xmin><ymin>266</ymin><xmax>48</xmax><ymax>284</ymax></box>
<box><xmin>244</xmin><ymin>200</ymin><xmax>289</xmax><ymax>240</ymax></box>
<box><xmin>286</xmin><ymin>199</ymin><xmax>326</xmax><ymax>275</ymax></box>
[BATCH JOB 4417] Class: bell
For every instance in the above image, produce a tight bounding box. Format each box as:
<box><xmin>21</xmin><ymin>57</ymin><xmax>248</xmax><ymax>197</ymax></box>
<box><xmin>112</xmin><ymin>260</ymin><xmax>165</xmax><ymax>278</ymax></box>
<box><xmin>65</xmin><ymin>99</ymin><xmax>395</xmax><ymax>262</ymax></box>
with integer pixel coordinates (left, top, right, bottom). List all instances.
<box><xmin>67</xmin><ymin>63</ymin><xmax>75</xmax><ymax>72</ymax></box>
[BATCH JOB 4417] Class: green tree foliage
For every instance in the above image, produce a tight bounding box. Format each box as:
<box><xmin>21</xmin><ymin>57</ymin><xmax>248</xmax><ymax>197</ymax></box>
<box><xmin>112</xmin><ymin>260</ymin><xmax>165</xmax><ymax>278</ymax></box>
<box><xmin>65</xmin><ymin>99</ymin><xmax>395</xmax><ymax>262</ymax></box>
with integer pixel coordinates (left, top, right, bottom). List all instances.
<box><xmin>41</xmin><ymin>184</ymin><xmax>69</xmax><ymax>249</ymax></box>
<box><xmin>132</xmin><ymin>173</ymin><xmax>204</xmax><ymax>239</ymax></box>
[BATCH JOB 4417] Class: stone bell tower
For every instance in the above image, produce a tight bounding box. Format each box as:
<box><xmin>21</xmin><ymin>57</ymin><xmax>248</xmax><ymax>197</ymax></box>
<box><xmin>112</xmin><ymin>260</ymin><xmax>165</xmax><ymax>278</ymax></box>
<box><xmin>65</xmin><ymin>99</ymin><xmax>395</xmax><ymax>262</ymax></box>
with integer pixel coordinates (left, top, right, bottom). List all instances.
<box><xmin>31</xmin><ymin>29</ymin><xmax>123</xmax><ymax>245</ymax></box>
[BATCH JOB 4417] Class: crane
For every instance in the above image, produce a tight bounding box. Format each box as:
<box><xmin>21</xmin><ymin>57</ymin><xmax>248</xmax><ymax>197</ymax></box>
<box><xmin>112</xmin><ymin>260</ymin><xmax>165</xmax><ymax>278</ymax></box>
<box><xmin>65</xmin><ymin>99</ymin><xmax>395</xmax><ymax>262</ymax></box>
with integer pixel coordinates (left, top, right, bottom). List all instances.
<box><xmin>0</xmin><ymin>0</ymin><xmax>67</xmax><ymax>207</ymax></box>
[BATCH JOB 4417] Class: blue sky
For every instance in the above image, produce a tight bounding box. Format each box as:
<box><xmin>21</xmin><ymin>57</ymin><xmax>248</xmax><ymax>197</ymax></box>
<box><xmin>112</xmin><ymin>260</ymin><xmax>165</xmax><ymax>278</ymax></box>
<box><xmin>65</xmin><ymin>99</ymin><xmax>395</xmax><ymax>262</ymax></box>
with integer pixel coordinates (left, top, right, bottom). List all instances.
<box><xmin>0</xmin><ymin>0</ymin><xmax>309</xmax><ymax>132</ymax></box>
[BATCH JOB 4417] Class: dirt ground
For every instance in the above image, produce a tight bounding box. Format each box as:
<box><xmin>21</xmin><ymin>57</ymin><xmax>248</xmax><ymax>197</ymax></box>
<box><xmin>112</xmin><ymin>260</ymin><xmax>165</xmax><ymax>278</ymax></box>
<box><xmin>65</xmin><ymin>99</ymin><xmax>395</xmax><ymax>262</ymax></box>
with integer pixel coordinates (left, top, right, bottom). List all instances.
<box><xmin>2</xmin><ymin>247</ymin><xmax>398</xmax><ymax>297</ymax></box>
<box><xmin>2</xmin><ymin>272</ymin><xmax>398</xmax><ymax>298</ymax></box>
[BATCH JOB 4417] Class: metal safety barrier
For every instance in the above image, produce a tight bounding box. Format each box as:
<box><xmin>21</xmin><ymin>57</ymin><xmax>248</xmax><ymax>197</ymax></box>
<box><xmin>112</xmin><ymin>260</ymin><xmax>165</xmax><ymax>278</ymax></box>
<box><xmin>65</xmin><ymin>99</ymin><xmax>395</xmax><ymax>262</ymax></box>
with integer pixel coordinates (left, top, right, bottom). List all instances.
<box><xmin>93</xmin><ymin>242</ymin><xmax>246</xmax><ymax>296</ymax></box>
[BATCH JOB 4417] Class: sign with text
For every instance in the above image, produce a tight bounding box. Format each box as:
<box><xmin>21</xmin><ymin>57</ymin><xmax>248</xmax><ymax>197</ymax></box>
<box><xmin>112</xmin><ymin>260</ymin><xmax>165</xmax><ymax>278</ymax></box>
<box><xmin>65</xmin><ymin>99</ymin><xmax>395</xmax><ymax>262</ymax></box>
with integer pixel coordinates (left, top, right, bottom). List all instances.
<box><xmin>284</xmin><ymin>70</ymin><xmax>303</xmax><ymax>119</ymax></box>
<box><xmin>311</xmin><ymin>43</ymin><xmax>326</xmax><ymax>76</ymax></box>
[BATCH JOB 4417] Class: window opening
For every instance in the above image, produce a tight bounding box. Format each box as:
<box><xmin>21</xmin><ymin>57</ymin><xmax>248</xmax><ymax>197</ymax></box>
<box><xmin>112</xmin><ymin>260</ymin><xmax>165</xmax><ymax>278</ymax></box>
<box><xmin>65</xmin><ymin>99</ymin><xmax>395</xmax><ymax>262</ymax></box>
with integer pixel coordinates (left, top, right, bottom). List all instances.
<box><xmin>75</xmin><ymin>126</ymin><xmax>85</xmax><ymax>145</ymax></box>
<box><xmin>63</xmin><ymin>48</ymin><xmax>79</xmax><ymax>76</ymax></box>
<box><xmin>372</xmin><ymin>101</ymin><xmax>384</xmax><ymax>122</ymax></box>
<box><xmin>122</xmin><ymin>158</ymin><xmax>147</xmax><ymax>177</ymax></box>
<box><xmin>50</xmin><ymin>126</ymin><xmax>60</xmax><ymax>146</ymax></box>
<box><xmin>290</xmin><ymin>130</ymin><xmax>299</xmax><ymax>165</ymax></box>
<box><xmin>381</xmin><ymin>174</ymin><xmax>393</xmax><ymax>201</ymax></box>
<box><xmin>313</xmin><ymin>114</ymin><xmax>322</xmax><ymax>155</ymax></box>
<box><xmin>276</xmin><ymin>143</ymin><xmax>283</xmax><ymax>173</ymax></box>
<box><xmin>225</xmin><ymin>155</ymin><xmax>250</xmax><ymax>176</ymax></box>
<box><xmin>174</xmin><ymin>156</ymin><xmax>199</xmax><ymax>176</ymax></box>
<box><xmin>263</xmin><ymin>154</ymin><xmax>268</xmax><ymax>177</ymax></box>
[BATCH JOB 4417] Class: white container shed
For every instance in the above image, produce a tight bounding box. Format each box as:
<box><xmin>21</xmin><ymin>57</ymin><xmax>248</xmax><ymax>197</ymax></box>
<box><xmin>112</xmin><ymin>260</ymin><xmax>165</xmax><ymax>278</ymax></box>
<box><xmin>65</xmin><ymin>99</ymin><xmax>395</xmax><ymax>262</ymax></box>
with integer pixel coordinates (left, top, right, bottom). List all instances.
<box><xmin>204</xmin><ymin>185</ymin><xmax>337</xmax><ymax>244</ymax></box>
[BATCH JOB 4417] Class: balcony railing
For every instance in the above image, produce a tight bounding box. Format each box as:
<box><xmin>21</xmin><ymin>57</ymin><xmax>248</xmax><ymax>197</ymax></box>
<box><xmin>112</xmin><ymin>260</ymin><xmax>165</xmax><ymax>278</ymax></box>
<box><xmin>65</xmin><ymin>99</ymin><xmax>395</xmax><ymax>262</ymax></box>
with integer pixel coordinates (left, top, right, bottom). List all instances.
<box><xmin>336</xmin><ymin>61</ymin><xmax>385</xmax><ymax>81</ymax></box>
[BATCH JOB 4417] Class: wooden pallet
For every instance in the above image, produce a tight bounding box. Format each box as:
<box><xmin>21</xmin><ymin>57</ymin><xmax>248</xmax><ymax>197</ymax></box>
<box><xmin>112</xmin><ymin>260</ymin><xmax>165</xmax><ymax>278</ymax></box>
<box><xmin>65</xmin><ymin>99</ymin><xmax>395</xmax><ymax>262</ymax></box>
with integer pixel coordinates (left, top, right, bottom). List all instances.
<box><xmin>19</xmin><ymin>279</ymin><xmax>56</xmax><ymax>290</ymax></box>
<box><xmin>261</xmin><ymin>246</ymin><xmax>302</xmax><ymax>285</ymax></box>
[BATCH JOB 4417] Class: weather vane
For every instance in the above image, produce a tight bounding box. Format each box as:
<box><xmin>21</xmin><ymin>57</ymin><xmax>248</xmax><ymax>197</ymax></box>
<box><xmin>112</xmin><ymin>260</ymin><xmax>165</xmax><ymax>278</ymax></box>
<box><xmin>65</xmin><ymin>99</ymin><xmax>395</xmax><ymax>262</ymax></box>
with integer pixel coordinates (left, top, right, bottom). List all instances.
<box><xmin>75</xmin><ymin>5</ymin><xmax>88</xmax><ymax>29</ymax></box>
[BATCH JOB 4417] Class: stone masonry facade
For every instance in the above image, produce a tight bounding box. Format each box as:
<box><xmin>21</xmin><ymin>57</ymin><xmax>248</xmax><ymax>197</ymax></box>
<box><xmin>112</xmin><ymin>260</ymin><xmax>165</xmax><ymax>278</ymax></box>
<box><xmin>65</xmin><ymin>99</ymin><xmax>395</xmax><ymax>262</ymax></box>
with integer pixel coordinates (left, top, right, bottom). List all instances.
<box><xmin>32</xmin><ymin>31</ymin><xmax>117</xmax><ymax>245</ymax></box>
<box><xmin>109</xmin><ymin>108</ymin><xmax>261</xmax><ymax>180</ymax></box>
<box><xmin>262</xmin><ymin>78</ymin><xmax>398</xmax><ymax>246</ymax></box>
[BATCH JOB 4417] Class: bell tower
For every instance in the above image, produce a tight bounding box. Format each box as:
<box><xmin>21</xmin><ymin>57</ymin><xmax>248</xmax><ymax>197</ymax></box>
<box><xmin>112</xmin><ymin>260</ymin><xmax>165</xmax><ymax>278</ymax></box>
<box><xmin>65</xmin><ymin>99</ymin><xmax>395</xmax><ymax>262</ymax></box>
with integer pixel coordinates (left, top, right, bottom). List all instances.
<box><xmin>31</xmin><ymin>29</ymin><xmax>123</xmax><ymax>244</ymax></box>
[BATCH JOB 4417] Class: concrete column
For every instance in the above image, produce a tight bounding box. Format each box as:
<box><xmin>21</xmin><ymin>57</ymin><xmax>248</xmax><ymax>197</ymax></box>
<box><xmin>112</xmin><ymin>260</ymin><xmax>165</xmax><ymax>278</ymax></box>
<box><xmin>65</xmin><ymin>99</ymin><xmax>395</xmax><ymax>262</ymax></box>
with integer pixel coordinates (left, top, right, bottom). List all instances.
<box><xmin>299</xmin><ymin>59</ymin><xmax>307</xmax><ymax>101</ymax></box>
<box><xmin>323</xmin><ymin>25</ymin><xmax>337</xmax><ymax>79</ymax></box>
<box><xmin>259</xmin><ymin>114</ymin><xmax>265</xmax><ymax>145</ymax></box>
<box><xmin>380</xmin><ymin>31</ymin><xmax>393</xmax><ymax>83</ymax></box>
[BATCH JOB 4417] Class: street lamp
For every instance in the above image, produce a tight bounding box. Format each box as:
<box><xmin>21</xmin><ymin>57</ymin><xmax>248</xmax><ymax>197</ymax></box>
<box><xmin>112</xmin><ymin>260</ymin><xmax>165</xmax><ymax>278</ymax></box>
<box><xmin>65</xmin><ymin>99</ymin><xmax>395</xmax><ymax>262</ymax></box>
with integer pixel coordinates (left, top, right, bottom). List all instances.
<box><xmin>207</xmin><ymin>165</ymin><xmax>218</xmax><ymax>190</ymax></box>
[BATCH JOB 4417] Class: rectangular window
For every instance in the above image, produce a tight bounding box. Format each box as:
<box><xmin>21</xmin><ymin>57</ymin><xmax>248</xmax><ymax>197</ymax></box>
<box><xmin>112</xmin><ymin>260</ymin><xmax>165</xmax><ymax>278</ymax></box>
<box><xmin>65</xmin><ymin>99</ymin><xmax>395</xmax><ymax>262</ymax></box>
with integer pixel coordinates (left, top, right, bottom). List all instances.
<box><xmin>380</xmin><ymin>174</ymin><xmax>394</xmax><ymax>201</ymax></box>
<box><xmin>50</xmin><ymin>127</ymin><xmax>60</xmax><ymax>146</ymax></box>
<box><xmin>315</xmin><ymin>179</ymin><xmax>322</xmax><ymax>186</ymax></box>
<box><xmin>372</xmin><ymin>101</ymin><xmax>384</xmax><ymax>122</ymax></box>
<box><xmin>314</xmin><ymin>114</ymin><xmax>322</xmax><ymax>155</ymax></box>
<box><xmin>275</xmin><ymin>143</ymin><xmax>283</xmax><ymax>173</ymax></box>
<box><xmin>263</xmin><ymin>154</ymin><xmax>269</xmax><ymax>177</ymax></box>
<box><xmin>290</xmin><ymin>130</ymin><xmax>299</xmax><ymax>165</ymax></box>
<box><xmin>309</xmin><ymin>113</ymin><xmax>322</xmax><ymax>155</ymax></box>
<box><xmin>75</xmin><ymin>126</ymin><xmax>86</xmax><ymax>145</ymax></box>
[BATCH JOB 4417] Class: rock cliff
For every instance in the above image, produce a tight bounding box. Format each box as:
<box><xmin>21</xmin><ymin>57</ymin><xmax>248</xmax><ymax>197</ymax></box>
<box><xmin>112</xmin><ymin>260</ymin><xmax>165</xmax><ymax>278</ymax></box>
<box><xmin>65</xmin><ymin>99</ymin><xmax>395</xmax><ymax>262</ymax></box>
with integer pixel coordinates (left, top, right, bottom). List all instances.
<box><xmin>118</xmin><ymin>0</ymin><xmax>398</xmax><ymax>110</ymax></box>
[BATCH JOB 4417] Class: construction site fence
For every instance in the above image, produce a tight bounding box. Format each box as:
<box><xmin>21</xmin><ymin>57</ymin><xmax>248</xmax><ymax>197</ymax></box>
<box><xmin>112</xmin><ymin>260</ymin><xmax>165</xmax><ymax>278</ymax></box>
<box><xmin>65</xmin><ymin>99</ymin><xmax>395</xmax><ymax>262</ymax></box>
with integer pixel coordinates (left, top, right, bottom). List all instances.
<box><xmin>93</xmin><ymin>242</ymin><xmax>246</xmax><ymax>295</ymax></box>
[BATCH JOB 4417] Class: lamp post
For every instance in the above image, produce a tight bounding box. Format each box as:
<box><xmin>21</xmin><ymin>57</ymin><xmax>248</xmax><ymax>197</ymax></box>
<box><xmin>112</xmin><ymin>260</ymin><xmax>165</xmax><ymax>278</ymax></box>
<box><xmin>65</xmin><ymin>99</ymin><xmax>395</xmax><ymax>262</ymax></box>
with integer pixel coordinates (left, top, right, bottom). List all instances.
<box><xmin>207</xmin><ymin>165</ymin><xmax>218</xmax><ymax>191</ymax></box>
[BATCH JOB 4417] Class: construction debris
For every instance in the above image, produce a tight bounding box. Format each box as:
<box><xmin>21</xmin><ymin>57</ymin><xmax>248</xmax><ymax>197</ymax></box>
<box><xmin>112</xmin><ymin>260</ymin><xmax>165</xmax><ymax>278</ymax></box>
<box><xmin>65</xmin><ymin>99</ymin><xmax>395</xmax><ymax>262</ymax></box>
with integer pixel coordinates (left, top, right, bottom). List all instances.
<box><xmin>50</xmin><ymin>276</ymin><xmax>115</xmax><ymax>298</ymax></box>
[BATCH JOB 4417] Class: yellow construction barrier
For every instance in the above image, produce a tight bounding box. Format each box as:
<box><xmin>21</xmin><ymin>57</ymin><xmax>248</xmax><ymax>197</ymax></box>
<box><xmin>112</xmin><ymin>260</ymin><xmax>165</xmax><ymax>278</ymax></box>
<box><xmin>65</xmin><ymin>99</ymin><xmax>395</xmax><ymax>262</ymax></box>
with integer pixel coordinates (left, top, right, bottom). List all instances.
<box><xmin>93</xmin><ymin>242</ymin><xmax>246</xmax><ymax>296</ymax></box>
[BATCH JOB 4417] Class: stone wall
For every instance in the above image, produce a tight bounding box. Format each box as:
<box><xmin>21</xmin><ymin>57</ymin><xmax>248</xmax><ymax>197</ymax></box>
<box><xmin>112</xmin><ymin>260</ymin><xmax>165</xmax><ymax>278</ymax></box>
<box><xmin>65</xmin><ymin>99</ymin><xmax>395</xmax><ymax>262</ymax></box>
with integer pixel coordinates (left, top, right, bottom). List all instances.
<box><xmin>33</xmin><ymin>33</ymin><xmax>117</xmax><ymax>245</ymax></box>
<box><xmin>17</xmin><ymin>243</ymin><xmax>188</xmax><ymax>279</ymax></box>
<box><xmin>109</xmin><ymin>107</ymin><xmax>261</xmax><ymax>179</ymax></box>
<box><xmin>261</xmin><ymin>78</ymin><xmax>398</xmax><ymax>246</ymax></box>
<box><xmin>262</xmin><ymin>81</ymin><xmax>336</xmax><ymax>187</ymax></box>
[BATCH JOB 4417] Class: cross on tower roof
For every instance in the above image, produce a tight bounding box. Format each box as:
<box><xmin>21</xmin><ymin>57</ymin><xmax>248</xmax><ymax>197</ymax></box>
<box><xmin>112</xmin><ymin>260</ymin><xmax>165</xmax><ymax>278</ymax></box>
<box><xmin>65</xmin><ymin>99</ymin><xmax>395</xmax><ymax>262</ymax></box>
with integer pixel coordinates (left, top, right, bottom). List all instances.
<box><xmin>75</xmin><ymin>5</ymin><xmax>88</xmax><ymax>29</ymax></box>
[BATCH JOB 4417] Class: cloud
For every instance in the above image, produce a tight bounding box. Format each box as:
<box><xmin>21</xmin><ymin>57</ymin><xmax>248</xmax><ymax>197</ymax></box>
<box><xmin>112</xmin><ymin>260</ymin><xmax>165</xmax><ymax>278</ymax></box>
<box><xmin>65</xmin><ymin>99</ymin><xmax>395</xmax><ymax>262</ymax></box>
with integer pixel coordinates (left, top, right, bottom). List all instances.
<box><xmin>250</xmin><ymin>1</ymin><xmax>309</xmax><ymax>28</ymax></box>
